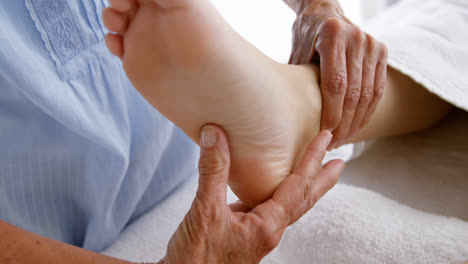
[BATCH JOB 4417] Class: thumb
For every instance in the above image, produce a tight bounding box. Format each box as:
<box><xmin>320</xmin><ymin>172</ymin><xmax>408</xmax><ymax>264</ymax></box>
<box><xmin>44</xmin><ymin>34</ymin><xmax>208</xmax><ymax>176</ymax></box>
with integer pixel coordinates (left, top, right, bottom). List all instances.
<box><xmin>196</xmin><ymin>125</ymin><xmax>231</xmax><ymax>206</ymax></box>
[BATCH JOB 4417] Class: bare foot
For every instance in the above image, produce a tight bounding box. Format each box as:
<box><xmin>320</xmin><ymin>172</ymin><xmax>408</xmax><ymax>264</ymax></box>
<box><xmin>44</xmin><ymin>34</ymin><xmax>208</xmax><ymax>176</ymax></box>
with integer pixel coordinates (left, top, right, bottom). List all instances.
<box><xmin>102</xmin><ymin>0</ymin><xmax>322</xmax><ymax>207</ymax></box>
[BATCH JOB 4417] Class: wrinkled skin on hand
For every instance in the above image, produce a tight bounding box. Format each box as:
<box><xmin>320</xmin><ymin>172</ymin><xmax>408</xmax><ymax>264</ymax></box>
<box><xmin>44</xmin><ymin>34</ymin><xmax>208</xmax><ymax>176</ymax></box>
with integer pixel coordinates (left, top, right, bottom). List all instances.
<box><xmin>289</xmin><ymin>0</ymin><xmax>388</xmax><ymax>149</ymax></box>
<box><xmin>158</xmin><ymin>126</ymin><xmax>344</xmax><ymax>264</ymax></box>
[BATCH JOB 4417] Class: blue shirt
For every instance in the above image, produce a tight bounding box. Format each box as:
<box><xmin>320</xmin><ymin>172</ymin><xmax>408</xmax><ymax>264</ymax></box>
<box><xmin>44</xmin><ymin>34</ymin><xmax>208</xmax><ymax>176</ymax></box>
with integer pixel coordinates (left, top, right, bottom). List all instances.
<box><xmin>0</xmin><ymin>0</ymin><xmax>199</xmax><ymax>251</ymax></box>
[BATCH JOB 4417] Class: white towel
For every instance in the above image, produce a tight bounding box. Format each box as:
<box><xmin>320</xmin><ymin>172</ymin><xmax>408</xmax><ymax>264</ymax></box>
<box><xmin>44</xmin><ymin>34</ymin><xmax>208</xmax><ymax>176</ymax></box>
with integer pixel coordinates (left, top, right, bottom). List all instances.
<box><xmin>274</xmin><ymin>184</ymin><xmax>468</xmax><ymax>264</ymax></box>
<box><xmin>364</xmin><ymin>0</ymin><xmax>468</xmax><ymax>111</ymax></box>
<box><xmin>101</xmin><ymin>112</ymin><xmax>468</xmax><ymax>264</ymax></box>
<box><xmin>101</xmin><ymin>182</ymin><xmax>468</xmax><ymax>263</ymax></box>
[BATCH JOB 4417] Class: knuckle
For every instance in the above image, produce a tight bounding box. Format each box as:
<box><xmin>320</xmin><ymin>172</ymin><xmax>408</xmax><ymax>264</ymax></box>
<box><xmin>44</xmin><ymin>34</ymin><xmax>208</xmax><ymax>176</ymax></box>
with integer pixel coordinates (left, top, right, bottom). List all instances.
<box><xmin>321</xmin><ymin>17</ymin><xmax>343</xmax><ymax>34</ymax></box>
<box><xmin>326</xmin><ymin>73</ymin><xmax>347</xmax><ymax>95</ymax></box>
<box><xmin>198</xmin><ymin>156</ymin><xmax>226</xmax><ymax>176</ymax></box>
<box><xmin>375</xmin><ymin>84</ymin><xmax>385</xmax><ymax>98</ymax></box>
<box><xmin>264</xmin><ymin>233</ymin><xmax>281</xmax><ymax>252</ymax></box>
<box><xmin>301</xmin><ymin>177</ymin><xmax>315</xmax><ymax>202</ymax></box>
<box><xmin>352</xmin><ymin>28</ymin><xmax>366</xmax><ymax>43</ymax></box>
<box><xmin>360</xmin><ymin>87</ymin><xmax>374</xmax><ymax>104</ymax></box>
<box><xmin>258</xmin><ymin>224</ymin><xmax>282</xmax><ymax>252</ymax></box>
<box><xmin>344</xmin><ymin>89</ymin><xmax>361</xmax><ymax>107</ymax></box>
<box><xmin>358</xmin><ymin>32</ymin><xmax>367</xmax><ymax>46</ymax></box>
<box><xmin>192</xmin><ymin>200</ymin><xmax>212</xmax><ymax>223</ymax></box>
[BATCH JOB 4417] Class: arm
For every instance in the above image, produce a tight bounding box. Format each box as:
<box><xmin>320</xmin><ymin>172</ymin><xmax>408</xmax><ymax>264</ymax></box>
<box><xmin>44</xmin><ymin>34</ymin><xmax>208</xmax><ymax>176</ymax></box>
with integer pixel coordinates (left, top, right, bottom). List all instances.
<box><xmin>0</xmin><ymin>220</ymin><xmax>135</xmax><ymax>264</ymax></box>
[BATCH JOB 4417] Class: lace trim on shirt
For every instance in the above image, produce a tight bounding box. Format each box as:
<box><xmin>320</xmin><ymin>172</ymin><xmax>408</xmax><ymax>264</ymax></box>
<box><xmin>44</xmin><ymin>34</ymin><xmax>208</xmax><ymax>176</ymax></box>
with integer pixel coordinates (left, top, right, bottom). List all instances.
<box><xmin>25</xmin><ymin>0</ymin><xmax>109</xmax><ymax>80</ymax></box>
<box><xmin>26</xmin><ymin>0</ymin><xmax>85</xmax><ymax>66</ymax></box>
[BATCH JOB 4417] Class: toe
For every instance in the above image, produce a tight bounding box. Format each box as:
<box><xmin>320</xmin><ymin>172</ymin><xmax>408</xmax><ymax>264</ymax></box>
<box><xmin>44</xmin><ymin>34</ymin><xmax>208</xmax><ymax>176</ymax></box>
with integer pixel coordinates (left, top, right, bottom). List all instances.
<box><xmin>109</xmin><ymin>0</ymin><xmax>136</xmax><ymax>13</ymax></box>
<box><xmin>105</xmin><ymin>33</ymin><xmax>124</xmax><ymax>58</ymax></box>
<box><xmin>102</xmin><ymin>7</ymin><xmax>129</xmax><ymax>33</ymax></box>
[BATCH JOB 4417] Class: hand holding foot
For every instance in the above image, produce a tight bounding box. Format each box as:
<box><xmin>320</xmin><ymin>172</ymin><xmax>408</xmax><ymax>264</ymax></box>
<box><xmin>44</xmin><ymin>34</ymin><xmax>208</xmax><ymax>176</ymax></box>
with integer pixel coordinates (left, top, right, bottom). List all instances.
<box><xmin>102</xmin><ymin>0</ymin><xmax>323</xmax><ymax>207</ymax></box>
<box><xmin>288</xmin><ymin>0</ymin><xmax>388</xmax><ymax>149</ymax></box>
<box><xmin>161</xmin><ymin>126</ymin><xmax>343</xmax><ymax>264</ymax></box>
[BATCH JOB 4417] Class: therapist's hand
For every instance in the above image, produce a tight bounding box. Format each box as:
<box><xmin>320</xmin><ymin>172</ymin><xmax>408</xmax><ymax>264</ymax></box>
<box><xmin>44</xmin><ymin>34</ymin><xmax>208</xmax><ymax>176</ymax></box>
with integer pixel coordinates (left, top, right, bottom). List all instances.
<box><xmin>288</xmin><ymin>0</ymin><xmax>388</xmax><ymax>149</ymax></box>
<box><xmin>158</xmin><ymin>125</ymin><xmax>344</xmax><ymax>264</ymax></box>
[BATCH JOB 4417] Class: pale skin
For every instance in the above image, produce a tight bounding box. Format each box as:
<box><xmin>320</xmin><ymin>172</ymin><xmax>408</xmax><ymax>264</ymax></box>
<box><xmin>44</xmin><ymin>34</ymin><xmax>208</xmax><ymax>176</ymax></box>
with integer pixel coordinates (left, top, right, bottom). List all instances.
<box><xmin>0</xmin><ymin>0</ymin><xmax>457</xmax><ymax>263</ymax></box>
<box><xmin>102</xmin><ymin>0</ymin><xmax>452</xmax><ymax>207</ymax></box>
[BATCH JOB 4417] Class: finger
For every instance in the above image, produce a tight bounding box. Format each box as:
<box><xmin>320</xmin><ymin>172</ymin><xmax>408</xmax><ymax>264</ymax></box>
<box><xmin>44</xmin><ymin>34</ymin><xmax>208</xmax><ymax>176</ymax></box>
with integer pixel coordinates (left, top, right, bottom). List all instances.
<box><xmin>317</xmin><ymin>37</ymin><xmax>348</xmax><ymax>132</ymax></box>
<box><xmin>347</xmin><ymin>38</ymin><xmax>379</xmax><ymax>138</ymax></box>
<box><xmin>102</xmin><ymin>7</ymin><xmax>129</xmax><ymax>34</ymax></box>
<box><xmin>329</xmin><ymin>32</ymin><xmax>365</xmax><ymax>148</ymax></box>
<box><xmin>290</xmin><ymin>159</ymin><xmax>344</xmax><ymax>224</ymax></box>
<box><xmin>109</xmin><ymin>0</ymin><xmax>135</xmax><ymax>12</ymax></box>
<box><xmin>105</xmin><ymin>33</ymin><xmax>124</xmax><ymax>58</ymax></box>
<box><xmin>229</xmin><ymin>201</ymin><xmax>251</xmax><ymax>213</ymax></box>
<box><xmin>293</xmin><ymin>130</ymin><xmax>333</xmax><ymax>178</ymax></box>
<box><xmin>306</xmin><ymin>160</ymin><xmax>344</xmax><ymax>210</ymax></box>
<box><xmin>255</xmin><ymin>131</ymin><xmax>333</xmax><ymax>226</ymax></box>
<box><xmin>361</xmin><ymin>46</ymin><xmax>387</xmax><ymax>128</ymax></box>
<box><xmin>196</xmin><ymin>125</ymin><xmax>231</xmax><ymax>206</ymax></box>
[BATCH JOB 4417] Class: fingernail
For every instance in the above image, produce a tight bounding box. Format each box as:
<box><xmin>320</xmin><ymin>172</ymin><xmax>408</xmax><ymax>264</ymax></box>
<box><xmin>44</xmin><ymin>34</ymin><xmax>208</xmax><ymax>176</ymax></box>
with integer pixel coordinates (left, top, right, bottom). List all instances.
<box><xmin>202</xmin><ymin>126</ymin><xmax>217</xmax><ymax>148</ymax></box>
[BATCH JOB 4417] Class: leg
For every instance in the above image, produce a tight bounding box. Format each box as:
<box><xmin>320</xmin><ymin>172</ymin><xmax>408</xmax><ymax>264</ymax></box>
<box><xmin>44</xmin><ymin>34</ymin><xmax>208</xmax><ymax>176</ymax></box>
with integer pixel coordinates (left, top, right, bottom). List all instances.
<box><xmin>350</xmin><ymin>67</ymin><xmax>453</xmax><ymax>143</ymax></box>
<box><xmin>101</xmin><ymin>0</ymin><xmax>452</xmax><ymax>208</ymax></box>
